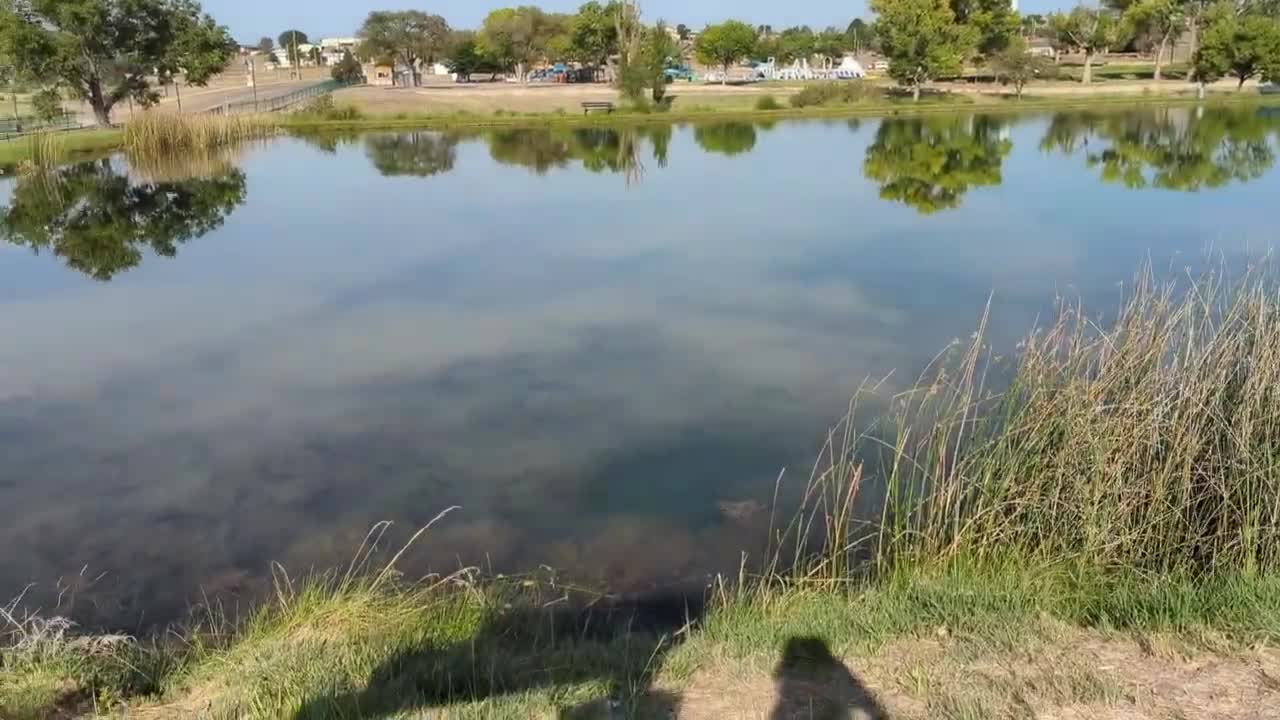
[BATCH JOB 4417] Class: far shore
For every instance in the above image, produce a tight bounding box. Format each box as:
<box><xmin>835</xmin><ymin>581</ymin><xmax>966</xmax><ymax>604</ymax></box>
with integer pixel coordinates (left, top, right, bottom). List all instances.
<box><xmin>2</xmin><ymin>82</ymin><xmax>1278</xmax><ymax>166</ymax></box>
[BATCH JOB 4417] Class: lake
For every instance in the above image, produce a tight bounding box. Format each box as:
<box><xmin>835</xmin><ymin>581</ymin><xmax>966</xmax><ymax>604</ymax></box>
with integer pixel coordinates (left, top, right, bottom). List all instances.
<box><xmin>2</xmin><ymin>105</ymin><xmax>1278</xmax><ymax>628</ymax></box>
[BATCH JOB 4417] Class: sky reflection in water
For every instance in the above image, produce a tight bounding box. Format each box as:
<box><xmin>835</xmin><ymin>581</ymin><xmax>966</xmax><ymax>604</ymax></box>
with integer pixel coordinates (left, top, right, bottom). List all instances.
<box><xmin>1</xmin><ymin>106</ymin><xmax>1278</xmax><ymax>627</ymax></box>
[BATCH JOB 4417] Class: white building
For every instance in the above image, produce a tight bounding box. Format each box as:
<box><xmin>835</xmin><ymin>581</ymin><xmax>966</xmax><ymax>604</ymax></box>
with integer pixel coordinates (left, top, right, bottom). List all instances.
<box><xmin>319</xmin><ymin>37</ymin><xmax>359</xmax><ymax>66</ymax></box>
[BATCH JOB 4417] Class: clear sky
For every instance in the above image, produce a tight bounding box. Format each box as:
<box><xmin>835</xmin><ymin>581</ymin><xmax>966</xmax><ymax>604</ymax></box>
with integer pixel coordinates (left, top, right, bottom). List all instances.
<box><xmin>202</xmin><ymin>0</ymin><xmax>1072</xmax><ymax>43</ymax></box>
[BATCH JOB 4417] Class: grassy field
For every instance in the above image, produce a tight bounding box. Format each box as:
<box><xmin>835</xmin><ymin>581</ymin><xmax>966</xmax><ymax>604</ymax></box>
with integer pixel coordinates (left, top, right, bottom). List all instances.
<box><xmin>4</xmin><ymin>263</ymin><xmax>1280</xmax><ymax>719</ymax></box>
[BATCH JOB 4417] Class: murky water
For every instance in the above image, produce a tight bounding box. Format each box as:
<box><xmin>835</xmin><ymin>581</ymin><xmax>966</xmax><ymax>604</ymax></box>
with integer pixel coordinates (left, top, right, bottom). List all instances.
<box><xmin>3</xmin><ymin>105</ymin><xmax>1278</xmax><ymax>628</ymax></box>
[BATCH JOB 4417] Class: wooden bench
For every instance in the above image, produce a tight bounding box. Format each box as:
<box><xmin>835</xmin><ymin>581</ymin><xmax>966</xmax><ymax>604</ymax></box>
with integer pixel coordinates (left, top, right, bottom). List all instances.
<box><xmin>581</xmin><ymin>101</ymin><xmax>615</xmax><ymax>115</ymax></box>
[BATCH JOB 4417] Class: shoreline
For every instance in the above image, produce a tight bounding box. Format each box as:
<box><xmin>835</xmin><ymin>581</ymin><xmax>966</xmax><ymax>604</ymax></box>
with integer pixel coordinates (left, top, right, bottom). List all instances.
<box><xmin>3</xmin><ymin>90</ymin><xmax>1278</xmax><ymax>166</ymax></box>
<box><xmin>4</xmin><ymin>263</ymin><xmax>1280</xmax><ymax>719</ymax></box>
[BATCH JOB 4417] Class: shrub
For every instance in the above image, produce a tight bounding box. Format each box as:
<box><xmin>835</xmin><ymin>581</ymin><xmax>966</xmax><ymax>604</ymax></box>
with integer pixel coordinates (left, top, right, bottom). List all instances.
<box><xmin>789</xmin><ymin>81</ymin><xmax>882</xmax><ymax>108</ymax></box>
<box><xmin>294</xmin><ymin>94</ymin><xmax>364</xmax><ymax>121</ymax></box>
<box><xmin>31</xmin><ymin>89</ymin><xmax>64</xmax><ymax>123</ymax></box>
<box><xmin>755</xmin><ymin>94</ymin><xmax>783</xmax><ymax>111</ymax></box>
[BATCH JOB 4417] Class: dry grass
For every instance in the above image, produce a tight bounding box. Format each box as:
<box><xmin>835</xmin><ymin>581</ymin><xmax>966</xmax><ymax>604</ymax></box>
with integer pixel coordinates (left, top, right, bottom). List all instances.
<box><xmin>14</xmin><ymin>131</ymin><xmax>65</xmax><ymax>176</ymax></box>
<box><xmin>122</xmin><ymin>112</ymin><xmax>277</xmax><ymax>159</ymax></box>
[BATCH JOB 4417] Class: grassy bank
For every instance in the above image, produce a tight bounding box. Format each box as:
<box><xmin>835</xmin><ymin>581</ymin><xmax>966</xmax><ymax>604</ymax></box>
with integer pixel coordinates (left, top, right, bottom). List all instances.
<box><xmin>3</xmin><ymin>89</ymin><xmax>1278</xmax><ymax>167</ymax></box>
<box><xmin>4</xmin><ymin>263</ymin><xmax>1280</xmax><ymax>719</ymax></box>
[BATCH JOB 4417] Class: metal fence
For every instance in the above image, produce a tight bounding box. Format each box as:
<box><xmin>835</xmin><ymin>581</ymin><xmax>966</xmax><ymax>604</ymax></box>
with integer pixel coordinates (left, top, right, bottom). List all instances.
<box><xmin>206</xmin><ymin>79</ymin><xmax>347</xmax><ymax>116</ymax></box>
<box><xmin>0</xmin><ymin>114</ymin><xmax>91</xmax><ymax>141</ymax></box>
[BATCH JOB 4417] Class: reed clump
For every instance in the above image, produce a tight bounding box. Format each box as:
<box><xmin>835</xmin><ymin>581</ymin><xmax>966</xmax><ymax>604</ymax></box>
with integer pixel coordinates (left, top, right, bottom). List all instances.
<box><xmin>123</xmin><ymin>112</ymin><xmax>277</xmax><ymax>158</ymax></box>
<box><xmin>15</xmin><ymin>131</ymin><xmax>65</xmax><ymax>176</ymax></box>
<box><xmin>793</xmin><ymin>263</ymin><xmax>1280</xmax><ymax>581</ymax></box>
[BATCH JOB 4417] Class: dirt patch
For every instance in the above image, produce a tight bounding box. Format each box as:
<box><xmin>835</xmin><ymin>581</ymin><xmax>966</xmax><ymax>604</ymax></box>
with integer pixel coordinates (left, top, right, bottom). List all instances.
<box><xmin>663</xmin><ymin>633</ymin><xmax>1280</xmax><ymax>720</ymax></box>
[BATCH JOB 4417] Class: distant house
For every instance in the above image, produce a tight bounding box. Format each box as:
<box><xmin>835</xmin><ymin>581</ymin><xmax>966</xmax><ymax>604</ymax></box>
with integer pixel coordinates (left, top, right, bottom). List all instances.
<box><xmin>365</xmin><ymin>63</ymin><xmax>396</xmax><ymax>86</ymax></box>
<box><xmin>319</xmin><ymin>37</ymin><xmax>359</xmax><ymax>66</ymax></box>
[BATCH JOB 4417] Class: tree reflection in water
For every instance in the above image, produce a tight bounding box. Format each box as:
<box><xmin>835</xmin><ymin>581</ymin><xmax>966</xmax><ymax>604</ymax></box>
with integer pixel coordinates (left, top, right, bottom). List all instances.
<box><xmin>365</xmin><ymin>132</ymin><xmax>460</xmax><ymax>177</ymax></box>
<box><xmin>1</xmin><ymin>159</ymin><xmax>247</xmax><ymax>281</ymax></box>
<box><xmin>1040</xmin><ymin>106</ymin><xmax>1280</xmax><ymax>191</ymax></box>
<box><xmin>863</xmin><ymin>115</ymin><xmax>1012</xmax><ymax>214</ymax></box>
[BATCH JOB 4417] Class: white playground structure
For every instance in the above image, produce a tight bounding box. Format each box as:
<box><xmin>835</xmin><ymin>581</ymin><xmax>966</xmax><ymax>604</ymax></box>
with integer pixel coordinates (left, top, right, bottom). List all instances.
<box><xmin>757</xmin><ymin>56</ymin><xmax>867</xmax><ymax>81</ymax></box>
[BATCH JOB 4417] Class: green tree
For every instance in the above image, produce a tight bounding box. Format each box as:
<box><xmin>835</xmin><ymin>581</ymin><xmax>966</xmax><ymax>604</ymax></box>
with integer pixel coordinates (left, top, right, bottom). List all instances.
<box><xmin>480</xmin><ymin>6</ymin><xmax>563</xmax><ymax>81</ymax></box>
<box><xmin>696</xmin><ymin>20</ymin><xmax>758</xmax><ymax>84</ymax></box>
<box><xmin>1193</xmin><ymin>10</ymin><xmax>1280</xmax><ymax>91</ymax></box>
<box><xmin>953</xmin><ymin>0</ymin><xmax>1021</xmax><ymax>55</ymax></box>
<box><xmin>1049</xmin><ymin>7</ymin><xmax>1126</xmax><ymax>84</ymax></box>
<box><xmin>1122</xmin><ymin>0</ymin><xmax>1186</xmax><ymax>80</ymax></box>
<box><xmin>693</xmin><ymin>122</ymin><xmax>758</xmax><ymax>155</ymax></box>
<box><xmin>365</xmin><ymin>132</ymin><xmax>459</xmax><ymax>177</ymax></box>
<box><xmin>357</xmin><ymin>11</ymin><xmax>451</xmax><ymax>87</ymax></box>
<box><xmin>863</xmin><ymin>115</ymin><xmax>1012</xmax><ymax>213</ymax></box>
<box><xmin>0</xmin><ymin>159</ymin><xmax>246</xmax><ymax>280</ymax></box>
<box><xmin>257</xmin><ymin>36</ymin><xmax>274</xmax><ymax>54</ymax></box>
<box><xmin>568</xmin><ymin>1</ymin><xmax>619</xmax><ymax>68</ymax></box>
<box><xmin>990</xmin><ymin>36</ymin><xmax>1056</xmax><ymax>97</ymax></box>
<box><xmin>872</xmin><ymin>0</ymin><xmax>978</xmax><ymax>101</ymax></box>
<box><xmin>847</xmin><ymin>18</ymin><xmax>878</xmax><ymax>53</ymax></box>
<box><xmin>30</xmin><ymin>87</ymin><xmax>62</xmax><ymax>121</ymax></box>
<box><xmin>0</xmin><ymin>0</ymin><xmax>232</xmax><ymax>126</ymax></box>
<box><xmin>1040</xmin><ymin>106</ymin><xmax>1280</xmax><ymax>190</ymax></box>
<box><xmin>331</xmin><ymin>50</ymin><xmax>363</xmax><ymax>84</ymax></box>
<box><xmin>446</xmin><ymin>31</ymin><xmax>498</xmax><ymax>80</ymax></box>
<box><xmin>627</xmin><ymin>21</ymin><xmax>680</xmax><ymax>104</ymax></box>
<box><xmin>278</xmin><ymin>30</ymin><xmax>308</xmax><ymax>49</ymax></box>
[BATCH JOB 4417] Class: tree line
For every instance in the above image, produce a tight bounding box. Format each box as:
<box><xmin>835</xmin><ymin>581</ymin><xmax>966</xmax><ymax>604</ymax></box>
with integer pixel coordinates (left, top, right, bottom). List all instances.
<box><xmin>2</xmin><ymin>0</ymin><xmax>1279</xmax><ymax>129</ymax></box>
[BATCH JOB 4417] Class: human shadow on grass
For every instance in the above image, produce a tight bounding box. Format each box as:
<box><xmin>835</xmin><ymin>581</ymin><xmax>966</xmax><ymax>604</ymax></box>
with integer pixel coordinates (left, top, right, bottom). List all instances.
<box><xmin>770</xmin><ymin>637</ymin><xmax>889</xmax><ymax>720</ymax></box>
<box><xmin>291</xmin><ymin>589</ymin><xmax>702</xmax><ymax>720</ymax></box>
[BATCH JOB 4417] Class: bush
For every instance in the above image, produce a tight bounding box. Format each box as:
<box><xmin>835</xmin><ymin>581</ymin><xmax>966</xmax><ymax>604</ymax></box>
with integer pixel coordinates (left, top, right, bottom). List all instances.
<box><xmin>330</xmin><ymin>50</ymin><xmax>364</xmax><ymax>84</ymax></box>
<box><xmin>754</xmin><ymin>94</ymin><xmax>783</xmax><ymax>111</ymax></box>
<box><xmin>31</xmin><ymin>89</ymin><xmax>64</xmax><ymax>123</ymax></box>
<box><xmin>789</xmin><ymin>81</ymin><xmax>882</xmax><ymax>108</ymax></box>
<box><xmin>294</xmin><ymin>94</ymin><xmax>364</xmax><ymax>121</ymax></box>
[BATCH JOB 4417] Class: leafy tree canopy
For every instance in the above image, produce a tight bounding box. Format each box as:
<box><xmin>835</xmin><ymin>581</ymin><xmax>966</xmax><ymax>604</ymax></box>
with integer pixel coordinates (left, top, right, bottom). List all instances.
<box><xmin>695</xmin><ymin>20</ymin><xmax>758</xmax><ymax>82</ymax></box>
<box><xmin>872</xmin><ymin>0</ymin><xmax>978</xmax><ymax>100</ymax></box>
<box><xmin>357</xmin><ymin>10</ymin><xmax>451</xmax><ymax>86</ymax></box>
<box><xmin>0</xmin><ymin>0</ymin><xmax>233</xmax><ymax>125</ymax></box>
<box><xmin>278</xmin><ymin>29</ymin><xmax>308</xmax><ymax>48</ymax></box>
<box><xmin>1193</xmin><ymin>8</ymin><xmax>1280</xmax><ymax>88</ymax></box>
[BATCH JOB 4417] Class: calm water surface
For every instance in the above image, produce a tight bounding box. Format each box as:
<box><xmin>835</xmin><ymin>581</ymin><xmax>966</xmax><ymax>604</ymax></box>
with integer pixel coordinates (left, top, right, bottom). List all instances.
<box><xmin>2</xmin><ymin>106</ymin><xmax>1278</xmax><ymax>627</ymax></box>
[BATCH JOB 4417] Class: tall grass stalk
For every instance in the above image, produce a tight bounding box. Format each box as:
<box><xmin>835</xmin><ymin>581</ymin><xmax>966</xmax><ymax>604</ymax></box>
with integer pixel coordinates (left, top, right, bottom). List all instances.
<box><xmin>123</xmin><ymin>112</ymin><xmax>277</xmax><ymax>159</ymax></box>
<box><xmin>15</xmin><ymin>131</ymin><xmax>65</xmax><ymax>176</ymax></box>
<box><xmin>792</xmin><ymin>263</ymin><xmax>1280</xmax><ymax>582</ymax></box>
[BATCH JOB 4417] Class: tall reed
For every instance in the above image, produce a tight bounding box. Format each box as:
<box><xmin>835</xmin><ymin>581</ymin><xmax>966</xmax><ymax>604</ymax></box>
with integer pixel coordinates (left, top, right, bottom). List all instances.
<box><xmin>791</xmin><ymin>263</ymin><xmax>1280</xmax><ymax>582</ymax></box>
<box><xmin>123</xmin><ymin>112</ymin><xmax>277</xmax><ymax>159</ymax></box>
<box><xmin>15</xmin><ymin>130</ymin><xmax>65</xmax><ymax>175</ymax></box>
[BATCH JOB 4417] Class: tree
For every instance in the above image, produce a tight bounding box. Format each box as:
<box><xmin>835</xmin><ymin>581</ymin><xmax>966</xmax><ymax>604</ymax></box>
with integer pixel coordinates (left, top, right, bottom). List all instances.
<box><xmin>952</xmin><ymin>0</ymin><xmax>1021</xmax><ymax>55</ymax></box>
<box><xmin>0</xmin><ymin>159</ymin><xmax>246</xmax><ymax>280</ymax></box>
<box><xmin>695</xmin><ymin>20</ymin><xmax>758</xmax><ymax>84</ymax></box>
<box><xmin>331</xmin><ymin>50</ymin><xmax>363</xmax><ymax>83</ymax></box>
<box><xmin>31</xmin><ymin>87</ymin><xmax>61</xmax><ymax>121</ymax></box>
<box><xmin>257</xmin><ymin>36</ymin><xmax>274</xmax><ymax>54</ymax></box>
<box><xmin>568</xmin><ymin>1</ymin><xmax>618</xmax><ymax>68</ymax></box>
<box><xmin>846</xmin><ymin>18</ymin><xmax>878</xmax><ymax>53</ymax></box>
<box><xmin>693</xmin><ymin>122</ymin><xmax>758</xmax><ymax>155</ymax></box>
<box><xmin>446</xmin><ymin>31</ymin><xmax>499</xmax><ymax>80</ymax></box>
<box><xmin>480</xmin><ymin>6</ymin><xmax>562</xmax><ymax>81</ymax></box>
<box><xmin>863</xmin><ymin>115</ymin><xmax>1012</xmax><ymax>213</ymax></box>
<box><xmin>365</xmin><ymin>132</ymin><xmax>459</xmax><ymax>177</ymax></box>
<box><xmin>676</xmin><ymin>23</ymin><xmax>691</xmax><ymax>41</ymax></box>
<box><xmin>1049</xmin><ymin>7</ymin><xmax>1125</xmax><ymax>84</ymax></box>
<box><xmin>990</xmin><ymin>36</ymin><xmax>1057</xmax><ymax>97</ymax></box>
<box><xmin>357</xmin><ymin>11</ymin><xmax>451</xmax><ymax>87</ymax></box>
<box><xmin>1123</xmin><ymin>0</ymin><xmax>1186</xmax><ymax>80</ymax></box>
<box><xmin>0</xmin><ymin>0</ymin><xmax>233</xmax><ymax>126</ymax></box>
<box><xmin>278</xmin><ymin>29</ymin><xmax>308</xmax><ymax>49</ymax></box>
<box><xmin>644</xmin><ymin>21</ymin><xmax>680</xmax><ymax>104</ymax></box>
<box><xmin>872</xmin><ymin>0</ymin><xmax>979</xmax><ymax>100</ymax></box>
<box><xmin>1193</xmin><ymin>10</ymin><xmax>1280</xmax><ymax>92</ymax></box>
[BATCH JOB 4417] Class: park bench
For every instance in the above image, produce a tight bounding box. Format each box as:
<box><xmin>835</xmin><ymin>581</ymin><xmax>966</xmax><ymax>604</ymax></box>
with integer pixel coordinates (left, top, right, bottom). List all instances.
<box><xmin>581</xmin><ymin>101</ymin><xmax>615</xmax><ymax>115</ymax></box>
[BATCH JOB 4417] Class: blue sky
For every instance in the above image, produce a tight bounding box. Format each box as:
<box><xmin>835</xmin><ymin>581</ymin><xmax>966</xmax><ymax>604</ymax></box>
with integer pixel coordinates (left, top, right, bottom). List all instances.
<box><xmin>202</xmin><ymin>0</ymin><xmax>1072</xmax><ymax>42</ymax></box>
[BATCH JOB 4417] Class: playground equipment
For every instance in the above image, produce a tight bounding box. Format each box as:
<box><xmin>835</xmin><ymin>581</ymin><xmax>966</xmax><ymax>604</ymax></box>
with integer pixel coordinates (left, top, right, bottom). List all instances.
<box><xmin>756</xmin><ymin>56</ymin><xmax>866</xmax><ymax>81</ymax></box>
